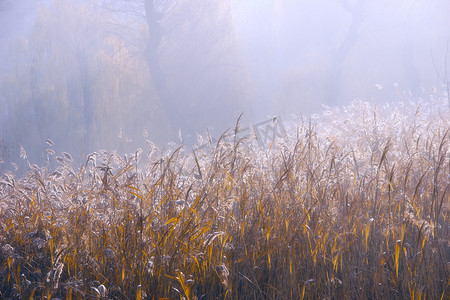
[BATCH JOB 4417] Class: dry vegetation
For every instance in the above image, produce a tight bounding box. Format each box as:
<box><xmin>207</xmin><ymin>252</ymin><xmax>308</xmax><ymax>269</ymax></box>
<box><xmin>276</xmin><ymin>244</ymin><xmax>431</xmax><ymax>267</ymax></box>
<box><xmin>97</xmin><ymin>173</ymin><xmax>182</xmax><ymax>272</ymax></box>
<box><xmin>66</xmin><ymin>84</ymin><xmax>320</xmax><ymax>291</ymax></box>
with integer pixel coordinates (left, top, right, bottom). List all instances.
<box><xmin>0</xmin><ymin>98</ymin><xmax>449</xmax><ymax>299</ymax></box>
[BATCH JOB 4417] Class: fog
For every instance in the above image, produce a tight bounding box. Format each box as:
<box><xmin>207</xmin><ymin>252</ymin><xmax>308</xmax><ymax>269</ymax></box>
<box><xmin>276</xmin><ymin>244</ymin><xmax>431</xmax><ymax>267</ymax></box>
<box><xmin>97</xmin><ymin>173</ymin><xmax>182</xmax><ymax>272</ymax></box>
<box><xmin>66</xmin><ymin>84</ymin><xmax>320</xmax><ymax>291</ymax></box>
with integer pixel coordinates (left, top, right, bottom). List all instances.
<box><xmin>0</xmin><ymin>0</ymin><xmax>449</xmax><ymax>171</ymax></box>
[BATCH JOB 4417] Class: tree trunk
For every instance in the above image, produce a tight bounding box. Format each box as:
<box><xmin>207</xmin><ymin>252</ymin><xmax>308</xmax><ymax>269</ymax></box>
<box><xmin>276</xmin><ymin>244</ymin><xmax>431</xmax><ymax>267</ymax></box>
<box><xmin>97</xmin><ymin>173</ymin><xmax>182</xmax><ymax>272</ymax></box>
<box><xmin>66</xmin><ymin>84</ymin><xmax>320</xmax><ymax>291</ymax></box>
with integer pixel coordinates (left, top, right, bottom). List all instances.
<box><xmin>402</xmin><ymin>38</ymin><xmax>420</xmax><ymax>96</ymax></box>
<box><xmin>144</xmin><ymin>0</ymin><xmax>184</xmax><ymax>137</ymax></box>
<box><xmin>325</xmin><ymin>0</ymin><xmax>365</xmax><ymax>106</ymax></box>
<box><xmin>78</xmin><ymin>53</ymin><xmax>97</xmax><ymax>153</ymax></box>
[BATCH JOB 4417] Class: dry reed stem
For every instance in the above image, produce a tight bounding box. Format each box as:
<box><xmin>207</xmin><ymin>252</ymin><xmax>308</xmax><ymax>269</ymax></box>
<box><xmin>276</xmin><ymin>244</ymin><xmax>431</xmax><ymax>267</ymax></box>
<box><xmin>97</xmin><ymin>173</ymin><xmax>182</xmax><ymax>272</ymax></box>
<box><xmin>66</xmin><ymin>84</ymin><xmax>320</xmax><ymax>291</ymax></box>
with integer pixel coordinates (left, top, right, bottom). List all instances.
<box><xmin>0</xmin><ymin>98</ymin><xmax>449</xmax><ymax>299</ymax></box>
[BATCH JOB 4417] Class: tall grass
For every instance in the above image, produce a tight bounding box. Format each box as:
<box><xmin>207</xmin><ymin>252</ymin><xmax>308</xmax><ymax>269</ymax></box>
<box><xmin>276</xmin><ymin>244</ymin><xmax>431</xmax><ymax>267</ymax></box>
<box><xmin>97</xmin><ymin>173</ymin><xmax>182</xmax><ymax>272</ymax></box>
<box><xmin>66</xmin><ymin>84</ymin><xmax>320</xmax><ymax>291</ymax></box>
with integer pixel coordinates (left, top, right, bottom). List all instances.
<box><xmin>0</xmin><ymin>98</ymin><xmax>449</xmax><ymax>299</ymax></box>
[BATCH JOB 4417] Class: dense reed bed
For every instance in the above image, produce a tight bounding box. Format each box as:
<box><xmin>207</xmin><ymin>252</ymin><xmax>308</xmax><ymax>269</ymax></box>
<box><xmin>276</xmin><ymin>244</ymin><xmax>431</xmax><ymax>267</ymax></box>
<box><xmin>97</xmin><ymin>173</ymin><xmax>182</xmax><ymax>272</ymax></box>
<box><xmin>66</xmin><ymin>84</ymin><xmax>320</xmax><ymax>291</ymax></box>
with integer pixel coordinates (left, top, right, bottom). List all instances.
<box><xmin>0</xmin><ymin>98</ymin><xmax>449</xmax><ymax>299</ymax></box>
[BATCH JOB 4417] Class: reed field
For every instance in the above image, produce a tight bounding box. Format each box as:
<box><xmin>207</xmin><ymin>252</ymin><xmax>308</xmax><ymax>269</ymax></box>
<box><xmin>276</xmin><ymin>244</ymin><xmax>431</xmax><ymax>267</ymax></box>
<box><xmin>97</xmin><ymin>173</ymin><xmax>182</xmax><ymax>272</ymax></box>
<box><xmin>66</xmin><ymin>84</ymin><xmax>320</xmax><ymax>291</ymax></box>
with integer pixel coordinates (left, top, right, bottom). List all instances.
<box><xmin>0</xmin><ymin>98</ymin><xmax>449</xmax><ymax>299</ymax></box>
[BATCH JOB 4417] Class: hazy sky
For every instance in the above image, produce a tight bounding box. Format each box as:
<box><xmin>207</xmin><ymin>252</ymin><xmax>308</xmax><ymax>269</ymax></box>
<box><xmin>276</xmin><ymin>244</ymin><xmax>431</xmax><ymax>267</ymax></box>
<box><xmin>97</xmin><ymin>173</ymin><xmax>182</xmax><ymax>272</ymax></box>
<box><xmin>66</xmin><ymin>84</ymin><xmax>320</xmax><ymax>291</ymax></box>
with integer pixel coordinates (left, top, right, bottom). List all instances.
<box><xmin>230</xmin><ymin>0</ymin><xmax>450</xmax><ymax>116</ymax></box>
<box><xmin>2</xmin><ymin>0</ymin><xmax>449</xmax><ymax>106</ymax></box>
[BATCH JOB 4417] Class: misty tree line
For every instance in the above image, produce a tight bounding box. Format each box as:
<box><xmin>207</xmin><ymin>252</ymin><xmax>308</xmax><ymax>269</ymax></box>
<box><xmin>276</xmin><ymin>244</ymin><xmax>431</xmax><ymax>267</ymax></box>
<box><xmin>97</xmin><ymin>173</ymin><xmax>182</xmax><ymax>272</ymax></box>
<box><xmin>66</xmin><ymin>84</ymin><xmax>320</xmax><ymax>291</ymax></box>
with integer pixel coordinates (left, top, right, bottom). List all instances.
<box><xmin>0</xmin><ymin>0</ymin><xmax>449</xmax><ymax>172</ymax></box>
<box><xmin>0</xmin><ymin>0</ymin><xmax>250</xmax><ymax>171</ymax></box>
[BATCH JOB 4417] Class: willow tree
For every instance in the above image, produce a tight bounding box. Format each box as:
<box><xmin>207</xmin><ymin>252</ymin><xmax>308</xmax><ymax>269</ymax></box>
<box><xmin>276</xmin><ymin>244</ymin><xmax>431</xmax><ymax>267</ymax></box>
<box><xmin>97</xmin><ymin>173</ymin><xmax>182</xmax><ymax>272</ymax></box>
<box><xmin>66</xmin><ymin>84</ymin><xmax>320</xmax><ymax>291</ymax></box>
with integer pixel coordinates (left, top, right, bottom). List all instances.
<box><xmin>0</xmin><ymin>0</ymin><xmax>149</xmax><ymax>166</ymax></box>
<box><xmin>96</xmin><ymin>0</ymin><xmax>251</xmax><ymax>142</ymax></box>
